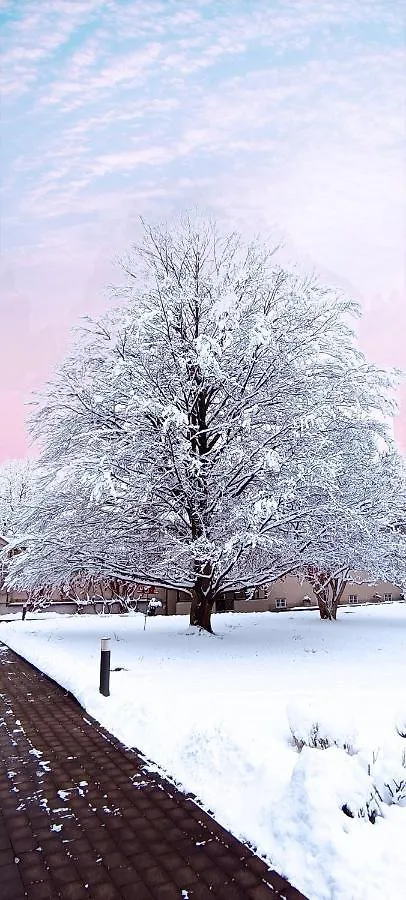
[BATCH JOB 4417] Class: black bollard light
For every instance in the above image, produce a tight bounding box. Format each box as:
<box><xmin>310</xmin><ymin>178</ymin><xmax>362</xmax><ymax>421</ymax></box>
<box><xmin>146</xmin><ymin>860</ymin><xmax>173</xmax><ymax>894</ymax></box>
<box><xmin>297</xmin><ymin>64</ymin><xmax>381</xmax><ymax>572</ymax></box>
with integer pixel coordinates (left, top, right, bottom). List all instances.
<box><xmin>99</xmin><ymin>638</ymin><xmax>111</xmax><ymax>696</ymax></box>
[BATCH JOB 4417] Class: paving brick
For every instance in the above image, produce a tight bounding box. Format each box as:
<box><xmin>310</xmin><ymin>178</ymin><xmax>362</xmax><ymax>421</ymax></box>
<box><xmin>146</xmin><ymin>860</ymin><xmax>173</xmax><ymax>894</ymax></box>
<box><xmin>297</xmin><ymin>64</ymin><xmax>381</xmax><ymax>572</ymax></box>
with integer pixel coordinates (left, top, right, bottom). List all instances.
<box><xmin>101</xmin><ymin>851</ymin><xmax>127</xmax><ymax>870</ymax></box>
<box><xmin>143</xmin><ymin>864</ymin><xmax>171</xmax><ymax>887</ymax></box>
<box><xmin>151</xmin><ymin>888</ymin><xmax>186</xmax><ymax>900</ymax></box>
<box><xmin>0</xmin><ymin>847</ymin><xmax>15</xmax><ymax>864</ymax></box>
<box><xmin>1</xmin><ymin>884</ymin><xmax>27</xmax><ymax>900</ymax></box>
<box><xmin>64</xmin><ymin>837</ymin><xmax>93</xmax><ymax>858</ymax></box>
<box><xmin>19</xmin><ymin>862</ymin><xmax>50</xmax><ymax>885</ymax></box>
<box><xmin>120</xmin><ymin>884</ymin><xmax>154</xmax><ymax>900</ymax></box>
<box><xmin>0</xmin><ymin>833</ymin><xmax>13</xmax><ymax>850</ymax></box>
<box><xmin>0</xmin><ymin>862</ymin><xmax>24</xmax><ymax>884</ymax></box>
<box><xmin>45</xmin><ymin>849</ymin><xmax>70</xmax><ymax>868</ymax></box>
<box><xmin>90</xmin><ymin>884</ymin><xmax>121</xmax><ymax>900</ymax></box>
<box><xmin>75</xmin><ymin>862</ymin><xmax>107</xmax><ymax>885</ymax></box>
<box><xmin>200</xmin><ymin>866</ymin><xmax>229</xmax><ymax>888</ymax></box>
<box><xmin>58</xmin><ymin>883</ymin><xmax>90</xmax><ymax>900</ymax></box>
<box><xmin>28</xmin><ymin>882</ymin><xmax>60</xmax><ymax>899</ymax></box>
<box><xmin>125</xmin><ymin>850</ymin><xmax>155</xmax><ymax>872</ymax></box>
<box><xmin>50</xmin><ymin>866</ymin><xmax>79</xmax><ymax>886</ymax></box>
<box><xmin>12</xmin><ymin>835</ymin><xmax>39</xmax><ymax>853</ymax></box>
<box><xmin>172</xmin><ymin>864</ymin><xmax>200</xmax><ymax>888</ymax></box>
<box><xmin>110</xmin><ymin>864</ymin><xmax>142</xmax><ymax>888</ymax></box>
<box><xmin>217</xmin><ymin>884</ymin><xmax>252</xmax><ymax>899</ymax></box>
<box><xmin>234</xmin><ymin>866</ymin><xmax>264</xmax><ymax>888</ymax></box>
<box><xmin>151</xmin><ymin>850</ymin><xmax>185</xmax><ymax>873</ymax></box>
<box><xmin>250</xmin><ymin>885</ymin><xmax>281</xmax><ymax>900</ymax></box>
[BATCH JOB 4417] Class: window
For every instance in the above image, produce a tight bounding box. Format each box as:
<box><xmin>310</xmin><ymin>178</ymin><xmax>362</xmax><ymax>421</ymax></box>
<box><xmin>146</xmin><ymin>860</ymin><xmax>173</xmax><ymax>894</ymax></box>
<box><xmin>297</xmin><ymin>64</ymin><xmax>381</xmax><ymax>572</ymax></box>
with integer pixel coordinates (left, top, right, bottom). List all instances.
<box><xmin>275</xmin><ymin>598</ymin><xmax>287</xmax><ymax>610</ymax></box>
<box><xmin>348</xmin><ymin>594</ymin><xmax>358</xmax><ymax>604</ymax></box>
<box><xmin>384</xmin><ymin>593</ymin><xmax>392</xmax><ymax>602</ymax></box>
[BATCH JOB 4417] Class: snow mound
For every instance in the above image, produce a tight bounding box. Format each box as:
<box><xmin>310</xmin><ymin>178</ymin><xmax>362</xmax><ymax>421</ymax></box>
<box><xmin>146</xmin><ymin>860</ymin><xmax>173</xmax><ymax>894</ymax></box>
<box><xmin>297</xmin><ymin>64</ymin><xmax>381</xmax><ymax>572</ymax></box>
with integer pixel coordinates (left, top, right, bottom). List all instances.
<box><xmin>268</xmin><ymin>747</ymin><xmax>382</xmax><ymax>899</ymax></box>
<box><xmin>287</xmin><ymin>700</ymin><xmax>359</xmax><ymax>754</ymax></box>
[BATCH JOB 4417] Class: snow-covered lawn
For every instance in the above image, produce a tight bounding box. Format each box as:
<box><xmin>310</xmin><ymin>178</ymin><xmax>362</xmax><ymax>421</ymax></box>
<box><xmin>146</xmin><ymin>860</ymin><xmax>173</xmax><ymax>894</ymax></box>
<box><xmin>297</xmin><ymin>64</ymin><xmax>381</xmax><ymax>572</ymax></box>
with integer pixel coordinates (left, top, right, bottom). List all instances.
<box><xmin>2</xmin><ymin>604</ymin><xmax>406</xmax><ymax>899</ymax></box>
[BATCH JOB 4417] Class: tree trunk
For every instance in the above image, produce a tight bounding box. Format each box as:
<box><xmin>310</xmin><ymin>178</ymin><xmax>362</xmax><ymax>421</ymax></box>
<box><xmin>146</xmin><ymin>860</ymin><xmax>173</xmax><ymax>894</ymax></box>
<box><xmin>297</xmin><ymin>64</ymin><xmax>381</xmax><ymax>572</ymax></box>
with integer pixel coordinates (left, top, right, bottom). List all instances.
<box><xmin>317</xmin><ymin>588</ymin><xmax>339</xmax><ymax>620</ymax></box>
<box><xmin>317</xmin><ymin>592</ymin><xmax>334</xmax><ymax>619</ymax></box>
<box><xmin>189</xmin><ymin>570</ymin><xmax>215</xmax><ymax>633</ymax></box>
<box><xmin>317</xmin><ymin>579</ymin><xmax>346</xmax><ymax>620</ymax></box>
<box><xmin>189</xmin><ymin>592</ymin><xmax>214</xmax><ymax>632</ymax></box>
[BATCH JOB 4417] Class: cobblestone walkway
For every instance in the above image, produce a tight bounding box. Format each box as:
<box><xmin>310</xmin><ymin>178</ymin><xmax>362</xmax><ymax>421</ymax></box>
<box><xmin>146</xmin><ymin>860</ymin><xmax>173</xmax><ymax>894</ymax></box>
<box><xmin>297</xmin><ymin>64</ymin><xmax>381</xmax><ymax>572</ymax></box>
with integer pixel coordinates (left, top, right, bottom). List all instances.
<box><xmin>0</xmin><ymin>643</ymin><xmax>307</xmax><ymax>900</ymax></box>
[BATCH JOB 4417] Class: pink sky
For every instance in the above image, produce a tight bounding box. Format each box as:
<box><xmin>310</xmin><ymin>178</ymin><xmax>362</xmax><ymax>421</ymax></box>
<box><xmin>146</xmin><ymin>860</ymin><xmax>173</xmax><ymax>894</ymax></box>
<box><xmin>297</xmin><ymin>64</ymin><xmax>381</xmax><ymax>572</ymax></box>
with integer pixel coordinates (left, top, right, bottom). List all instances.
<box><xmin>1</xmin><ymin>0</ymin><xmax>405</xmax><ymax>460</ymax></box>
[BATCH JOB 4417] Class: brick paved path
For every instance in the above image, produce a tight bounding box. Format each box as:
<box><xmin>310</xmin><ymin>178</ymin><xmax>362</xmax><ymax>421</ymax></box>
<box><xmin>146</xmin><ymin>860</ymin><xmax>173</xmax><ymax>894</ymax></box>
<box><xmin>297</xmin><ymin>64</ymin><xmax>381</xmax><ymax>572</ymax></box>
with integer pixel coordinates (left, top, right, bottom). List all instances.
<box><xmin>0</xmin><ymin>643</ymin><xmax>307</xmax><ymax>900</ymax></box>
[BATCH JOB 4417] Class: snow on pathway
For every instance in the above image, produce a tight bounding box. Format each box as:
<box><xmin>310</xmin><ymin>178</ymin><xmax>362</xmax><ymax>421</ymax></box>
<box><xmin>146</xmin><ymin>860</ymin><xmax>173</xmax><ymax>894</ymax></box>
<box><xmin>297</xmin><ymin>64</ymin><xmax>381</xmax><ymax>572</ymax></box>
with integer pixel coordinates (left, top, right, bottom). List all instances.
<box><xmin>2</xmin><ymin>604</ymin><xmax>406</xmax><ymax>899</ymax></box>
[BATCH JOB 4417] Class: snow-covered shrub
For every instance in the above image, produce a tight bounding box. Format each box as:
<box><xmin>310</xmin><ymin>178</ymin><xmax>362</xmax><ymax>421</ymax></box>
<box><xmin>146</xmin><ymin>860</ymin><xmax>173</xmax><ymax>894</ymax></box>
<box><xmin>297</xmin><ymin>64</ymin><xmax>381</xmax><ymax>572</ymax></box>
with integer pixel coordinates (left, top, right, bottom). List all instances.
<box><xmin>341</xmin><ymin>785</ymin><xmax>383</xmax><ymax>824</ymax></box>
<box><xmin>384</xmin><ymin>779</ymin><xmax>406</xmax><ymax>805</ymax></box>
<box><xmin>147</xmin><ymin>598</ymin><xmax>162</xmax><ymax>615</ymax></box>
<box><xmin>287</xmin><ymin>702</ymin><xmax>358</xmax><ymax>755</ymax></box>
<box><xmin>370</xmin><ymin>753</ymin><xmax>406</xmax><ymax>808</ymax></box>
<box><xmin>271</xmin><ymin>746</ymin><xmax>383</xmax><ymax>856</ymax></box>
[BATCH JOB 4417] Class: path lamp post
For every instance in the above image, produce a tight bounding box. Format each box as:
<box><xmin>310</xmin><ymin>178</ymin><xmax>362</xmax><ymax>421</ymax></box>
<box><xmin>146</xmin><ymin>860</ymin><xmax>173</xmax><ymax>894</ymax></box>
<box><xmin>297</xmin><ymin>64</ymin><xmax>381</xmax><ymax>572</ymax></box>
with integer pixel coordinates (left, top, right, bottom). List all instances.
<box><xmin>99</xmin><ymin>638</ymin><xmax>111</xmax><ymax>696</ymax></box>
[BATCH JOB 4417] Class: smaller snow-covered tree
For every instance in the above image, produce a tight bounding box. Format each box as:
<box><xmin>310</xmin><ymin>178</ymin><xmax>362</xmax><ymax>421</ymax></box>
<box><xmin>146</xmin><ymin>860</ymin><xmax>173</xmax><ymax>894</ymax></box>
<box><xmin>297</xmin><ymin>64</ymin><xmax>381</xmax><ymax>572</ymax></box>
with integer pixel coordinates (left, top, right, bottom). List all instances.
<box><xmin>300</xmin><ymin>450</ymin><xmax>406</xmax><ymax>619</ymax></box>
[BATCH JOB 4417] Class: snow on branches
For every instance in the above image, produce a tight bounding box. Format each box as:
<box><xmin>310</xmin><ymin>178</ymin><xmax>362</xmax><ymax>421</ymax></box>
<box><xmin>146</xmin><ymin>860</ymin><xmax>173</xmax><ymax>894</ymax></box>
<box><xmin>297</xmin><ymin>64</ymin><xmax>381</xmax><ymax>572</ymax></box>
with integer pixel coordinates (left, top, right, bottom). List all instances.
<box><xmin>0</xmin><ymin>458</ymin><xmax>34</xmax><ymax>539</ymax></box>
<box><xmin>5</xmin><ymin>215</ymin><xmax>406</xmax><ymax>629</ymax></box>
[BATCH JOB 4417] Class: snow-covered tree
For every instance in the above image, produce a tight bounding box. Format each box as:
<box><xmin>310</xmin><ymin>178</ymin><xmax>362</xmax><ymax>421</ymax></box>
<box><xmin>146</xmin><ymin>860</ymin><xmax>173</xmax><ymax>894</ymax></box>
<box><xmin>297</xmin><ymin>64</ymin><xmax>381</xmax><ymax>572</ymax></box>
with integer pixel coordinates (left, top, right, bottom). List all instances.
<box><xmin>300</xmin><ymin>448</ymin><xmax>406</xmax><ymax>618</ymax></box>
<box><xmin>6</xmin><ymin>216</ymin><xmax>406</xmax><ymax>631</ymax></box>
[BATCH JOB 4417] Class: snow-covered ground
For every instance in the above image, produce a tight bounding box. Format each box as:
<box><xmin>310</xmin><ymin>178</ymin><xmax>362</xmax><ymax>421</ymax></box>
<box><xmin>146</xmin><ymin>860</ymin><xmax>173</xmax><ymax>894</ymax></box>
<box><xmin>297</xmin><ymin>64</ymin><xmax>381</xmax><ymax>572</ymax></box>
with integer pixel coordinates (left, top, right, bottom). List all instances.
<box><xmin>1</xmin><ymin>604</ymin><xmax>406</xmax><ymax>899</ymax></box>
